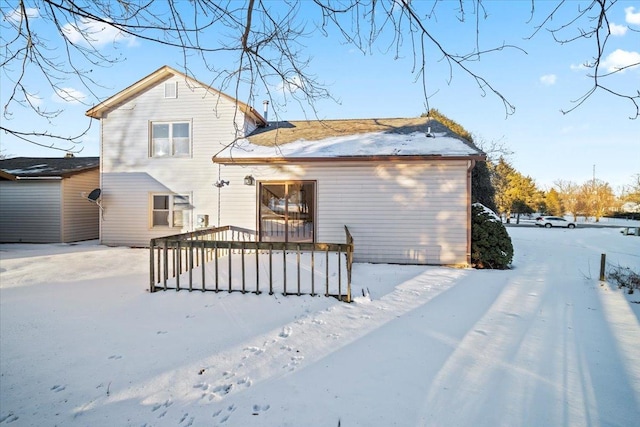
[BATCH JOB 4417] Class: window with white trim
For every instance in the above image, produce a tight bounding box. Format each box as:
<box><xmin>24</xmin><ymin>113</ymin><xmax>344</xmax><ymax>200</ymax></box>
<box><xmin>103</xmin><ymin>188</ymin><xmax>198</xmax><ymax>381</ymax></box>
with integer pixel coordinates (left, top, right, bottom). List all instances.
<box><xmin>151</xmin><ymin>194</ymin><xmax>191</xmax><ymax>228</ymax></box>
<box><xmin>164</xmin><ymin>81</ymin><xmax>177</xmax><ymax>98</ymax></box>
<box><xmin>151</xmin><ymin>121</ymin><xmax>191</xmax><ymax>157</ymax></box>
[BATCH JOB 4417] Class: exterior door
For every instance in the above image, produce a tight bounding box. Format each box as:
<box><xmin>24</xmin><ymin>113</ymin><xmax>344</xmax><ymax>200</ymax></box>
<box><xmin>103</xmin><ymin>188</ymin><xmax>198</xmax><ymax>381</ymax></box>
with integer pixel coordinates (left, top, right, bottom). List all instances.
<box><xmin>259</xmin><ymin>181</ymin><xmax>315</xmax><ymax>242</ymax></box>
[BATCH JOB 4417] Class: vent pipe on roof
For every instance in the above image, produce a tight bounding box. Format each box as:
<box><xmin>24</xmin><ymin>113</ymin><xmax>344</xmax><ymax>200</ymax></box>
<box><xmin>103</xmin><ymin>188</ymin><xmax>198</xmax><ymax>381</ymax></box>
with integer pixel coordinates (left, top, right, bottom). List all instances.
<box><xmin>426</xmin><ymin>126</ymin><xmax>435</xmax><ymax>138</ymax></box>
<box><xmin>263</xmin><ymin>100</ymin><xmax>269</xmax><ymax>125</ymax></box>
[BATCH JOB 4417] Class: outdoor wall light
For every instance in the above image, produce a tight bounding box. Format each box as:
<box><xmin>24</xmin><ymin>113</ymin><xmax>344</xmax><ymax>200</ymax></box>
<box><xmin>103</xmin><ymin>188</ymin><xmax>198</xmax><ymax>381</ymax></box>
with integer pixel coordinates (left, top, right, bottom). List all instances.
<box><xmin>244</xmin><ymin>175</ymin><xmax>255</xmax><ymax>186</ymax></box>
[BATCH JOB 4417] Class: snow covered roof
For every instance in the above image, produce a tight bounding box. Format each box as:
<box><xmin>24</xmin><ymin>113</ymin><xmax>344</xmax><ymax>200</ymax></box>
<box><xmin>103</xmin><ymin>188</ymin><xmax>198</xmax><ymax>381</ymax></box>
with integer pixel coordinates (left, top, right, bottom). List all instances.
<box><xmin>0</xmin><ymin>157</ymin><xmax>99</xmax><ymax>180</ymax></box>
<box><xmin>214</xmin><ymin>117</ymin><xmax>485</xmax><ymax>163</ymax></box>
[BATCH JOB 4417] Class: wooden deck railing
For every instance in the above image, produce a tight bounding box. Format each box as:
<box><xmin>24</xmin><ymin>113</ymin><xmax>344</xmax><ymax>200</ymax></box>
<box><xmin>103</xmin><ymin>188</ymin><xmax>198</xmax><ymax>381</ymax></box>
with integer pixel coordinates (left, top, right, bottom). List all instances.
<box><xmin>150</xmin><ymin>225</ymin><xmax>354</xmax><ymax>302</ymax></box>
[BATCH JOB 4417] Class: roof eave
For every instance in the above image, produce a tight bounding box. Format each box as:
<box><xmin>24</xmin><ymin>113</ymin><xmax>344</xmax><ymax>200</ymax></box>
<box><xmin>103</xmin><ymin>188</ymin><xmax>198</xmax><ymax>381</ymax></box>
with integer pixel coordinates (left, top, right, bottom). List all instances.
<box><xmin>213</xmin><ymin>153</ymin><xmax>486</xmax><ymax>165</ymax></box>
<box><xmin>85</xmin><ymin>65</ymin><xmax>267</xmax><ymax>126</ymax></box>
<box><xmin>0</xmin><ymin>170</ymin><xmax>17</xmax><ymax>180</ymax></box>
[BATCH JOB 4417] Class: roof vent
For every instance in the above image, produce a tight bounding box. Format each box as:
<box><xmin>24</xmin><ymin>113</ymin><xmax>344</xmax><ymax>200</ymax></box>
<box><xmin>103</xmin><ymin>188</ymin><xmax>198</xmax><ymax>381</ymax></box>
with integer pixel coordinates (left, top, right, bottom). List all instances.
<box><xmin>263</xmin><ymin>100</ymin><xmax>269</xmax><ymax>125</ymax></box>
<box><xmin>426</xmin><ymin>126</ymin><xmax>435</xmax><ymax>138</ymax></box>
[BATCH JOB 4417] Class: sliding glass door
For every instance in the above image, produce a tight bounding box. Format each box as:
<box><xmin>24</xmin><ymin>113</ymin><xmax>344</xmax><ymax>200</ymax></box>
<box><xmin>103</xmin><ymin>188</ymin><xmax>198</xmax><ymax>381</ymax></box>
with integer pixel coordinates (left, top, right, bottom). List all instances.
<box><xmin>259</xmin><ymin>181</ymin><xmax>315</xmax><ymax>242</ymax></box>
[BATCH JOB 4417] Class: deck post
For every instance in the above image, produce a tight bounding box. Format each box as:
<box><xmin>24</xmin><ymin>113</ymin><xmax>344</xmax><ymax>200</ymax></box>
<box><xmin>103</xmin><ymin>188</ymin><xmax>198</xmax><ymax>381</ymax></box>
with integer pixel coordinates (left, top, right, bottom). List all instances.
<box><xmin>283</xmin><ymin>248</ymin><xmax>287</xmax><ymax>295</ymax></box>
<box><xmin>311</xmin><ymin>250</ymin><xmax>315</xmax><ymax>296</ymax></box>
<box><xmin>346</xmin><ymin>244</ymin><xmax>353</xmax><ymax>303</ymax></box>
<box><xmin>228</xmin><ymin>241</ymin><xmax>232</xmax><ymax>293</ymax></box>
<box><xmin>162</xmin><ymin>240</ymin><xmax>168</xmax><ymax>290</ymax></box>
<box><xmin>188</xmin><ymin>245</ymin><xmax>194</xmax><ymax>291</ymax></box>
<box><xmin>338</xmin><ymin>248</ymin><xmax>342</xmax><ymax>300</ymax></box>
<box><xmin>325</xmin><ymin>248</ymin><xmax>329</xmax><ymax>297</ymax></box>
<box><xmin>269</xmin><ymin>244</ymin><xmax>274</xmax><ymax>295</ymax></box>
<box><xmin>201</xmin><ymin>241</ymin><xmax>206</xmax><ymax>291</ymax></box>
<box><xmin>255</xmin><ymin>247</ymin><xmax>260</xmax><ymax>294</ymax></box>
<box><xmin>297</xmin><ymin>244</ymin><xmax>301</xmax><ymax>296</ymax></box>
<box><xmin>176</xmin><ymin>240</ymin><xmax>181</xmax><ymax>291</ymax></box>
<box><xmin>149</xmin><ymin>239</ymin><xmax>155</xmax><ymax>292</ymax></box>
<box><xmin>214</xmin><ymin>244</ymin><xmax>219</xmax><ymax>292</ymax></box>
<box><xmin>241</xmin><ymin>242</ymin><xmax>246</xmax><ymax>294</ymax></box>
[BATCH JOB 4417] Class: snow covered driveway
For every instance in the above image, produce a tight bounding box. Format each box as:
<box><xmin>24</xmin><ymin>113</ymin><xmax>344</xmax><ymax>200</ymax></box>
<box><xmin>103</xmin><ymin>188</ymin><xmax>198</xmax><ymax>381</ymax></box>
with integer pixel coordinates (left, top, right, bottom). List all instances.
<box><xmin>1</xmin><ymin>227</ymin><xmax>638</xmax><ymax>426</ymax></box>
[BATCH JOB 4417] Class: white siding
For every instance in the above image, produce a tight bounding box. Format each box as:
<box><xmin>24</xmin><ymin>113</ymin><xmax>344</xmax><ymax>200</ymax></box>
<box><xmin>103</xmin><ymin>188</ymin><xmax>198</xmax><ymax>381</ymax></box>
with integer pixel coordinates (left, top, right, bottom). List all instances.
<box><xmin>218</xmin><ymin>160</ymin><xmax>471</xmax><ymax>265</ymax></box>
<box><xmin>61</xmin><ymin>169</ymin><xmax>100</xmax><ymax>242</ymax></box>
<box><xmin>0</xmin><ymin>180</ymin><xmax>62</xmax><ymax>243</ymax></box>
<box><xmin>100</xmin><ymin>75</ymin><xmax>254</xmax><ymax>246</ymax></box>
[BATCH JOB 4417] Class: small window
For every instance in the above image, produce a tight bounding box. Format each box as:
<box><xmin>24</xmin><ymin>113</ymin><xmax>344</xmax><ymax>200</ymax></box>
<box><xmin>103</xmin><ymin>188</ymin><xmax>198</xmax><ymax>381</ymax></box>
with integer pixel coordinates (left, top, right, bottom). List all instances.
<box><xmin>164</xmin><ymin>82</ymin><xmax>177</xmax><ymax>98</ymax></box>
<box><xmin>151</xmin><ymin>121</ymin><xmax>191</xmax><ymax>157</ymax></box>
<box><xmin>151</xmin><ymin>194</ymin><xmax>191</xmax><ymax>228</ymax></box>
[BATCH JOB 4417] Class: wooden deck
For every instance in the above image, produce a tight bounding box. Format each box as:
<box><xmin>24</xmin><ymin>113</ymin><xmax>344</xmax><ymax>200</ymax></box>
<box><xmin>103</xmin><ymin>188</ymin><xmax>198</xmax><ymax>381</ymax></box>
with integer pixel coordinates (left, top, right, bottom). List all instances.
<box><xmin>150</xmin><ymin>225</ymin><xmax>354</xmax><ymax>302</ymax></box>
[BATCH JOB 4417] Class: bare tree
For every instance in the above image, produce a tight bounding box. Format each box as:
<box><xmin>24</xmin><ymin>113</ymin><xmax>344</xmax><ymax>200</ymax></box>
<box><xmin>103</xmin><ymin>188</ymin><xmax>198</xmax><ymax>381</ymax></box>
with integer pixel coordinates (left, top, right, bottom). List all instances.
<box><xmin>1</xmin><ymin>0</ymin><xmax>638</xmax><ymax>152</ymax></box>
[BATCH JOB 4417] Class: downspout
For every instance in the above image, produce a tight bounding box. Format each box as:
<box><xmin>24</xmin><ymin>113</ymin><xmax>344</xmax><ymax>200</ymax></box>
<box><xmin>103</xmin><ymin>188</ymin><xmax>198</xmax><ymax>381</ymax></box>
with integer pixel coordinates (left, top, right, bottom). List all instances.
<box><xmin>466</xmin><ymin>159</ymin><xmax>476</xmax><ymax>266</ymax></box>
<box><xmin>99</xmin><ymin>116</ymin><xmax>104</xmax><ymax>244</ymax></box>
<box><xmin>217</xmin><ymin>163</ymin><xmax>222</xmax><ymax>227</ymax></box>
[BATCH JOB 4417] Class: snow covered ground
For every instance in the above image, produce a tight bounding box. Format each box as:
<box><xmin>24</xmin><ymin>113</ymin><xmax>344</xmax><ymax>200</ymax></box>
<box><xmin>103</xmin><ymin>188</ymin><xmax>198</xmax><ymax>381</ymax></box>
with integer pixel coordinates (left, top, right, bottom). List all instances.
<box><xmin>1</xmin><ymin>226</ymin><xmax>639</xmax><ymax>426</ymax></box>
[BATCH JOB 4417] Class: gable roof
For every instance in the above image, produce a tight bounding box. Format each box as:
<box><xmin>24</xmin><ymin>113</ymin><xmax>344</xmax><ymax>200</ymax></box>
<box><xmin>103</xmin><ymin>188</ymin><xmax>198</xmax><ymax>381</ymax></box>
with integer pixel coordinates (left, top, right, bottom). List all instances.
<box><xmin>85</xmin><ymin>65</ymin><xmax>267</xmax><ymax>126</ymax></box>
<box><xmin>213</xmin><ymin>117</ymin><xmax>486</xmax><ymax>164</ymax></box>
<box><xmin>0</xmin><ymin>157</ymin><xmax>99</xmax><ymax>180</ymax></box>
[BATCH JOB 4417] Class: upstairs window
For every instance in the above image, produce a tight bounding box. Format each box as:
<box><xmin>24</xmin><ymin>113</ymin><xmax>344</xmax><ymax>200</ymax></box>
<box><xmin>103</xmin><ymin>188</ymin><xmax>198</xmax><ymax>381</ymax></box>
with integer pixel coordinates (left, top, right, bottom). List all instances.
<box><xmin>164</xmin><ymin>82</ymin><xmax>177</xmax><ymax>98</ymax></box>
<box><xmin>152</xmin><ymin>194</ymin><xmax>191</xmax><ymax>228</ymax></box>
<box><xmin>151</xmin><ymin>121</ymin><xmax>191</xmax><ymax>157</ymax></box>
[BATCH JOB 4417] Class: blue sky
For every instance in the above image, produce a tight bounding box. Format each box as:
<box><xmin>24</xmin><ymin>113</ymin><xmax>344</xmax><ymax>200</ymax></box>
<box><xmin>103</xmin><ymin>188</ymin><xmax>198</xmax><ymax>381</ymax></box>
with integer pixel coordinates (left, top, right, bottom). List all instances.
<box><xmin>1</xmin><ymin>1</ymin><xmax>638</xmax><ymax>191</ymax></box>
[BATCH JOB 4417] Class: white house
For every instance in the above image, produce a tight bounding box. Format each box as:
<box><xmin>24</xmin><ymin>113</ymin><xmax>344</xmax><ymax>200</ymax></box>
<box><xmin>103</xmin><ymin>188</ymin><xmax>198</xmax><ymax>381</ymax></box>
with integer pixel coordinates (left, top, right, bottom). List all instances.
<box><xmin>0</xmin><ymin>157</ymin><xmax>100</xmax><ymax>243</ymax></box>
<box><xmin>87</xmin><ymin>66</ymin><xmax>485</xmax><ymax>265</ymax></box>
<box><xmin>85</xmin><ymin>65</ymin><xmax>266</xmax><ymax>247</ymax></box>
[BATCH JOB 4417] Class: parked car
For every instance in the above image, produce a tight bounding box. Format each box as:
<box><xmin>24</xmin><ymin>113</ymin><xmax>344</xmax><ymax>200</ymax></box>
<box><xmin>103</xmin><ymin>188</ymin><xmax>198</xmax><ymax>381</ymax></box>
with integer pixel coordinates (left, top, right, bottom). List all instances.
<box><xmin>535</xmin><ymin>216</ymin><xmax>576</xmax><ymax>228</ymax></box>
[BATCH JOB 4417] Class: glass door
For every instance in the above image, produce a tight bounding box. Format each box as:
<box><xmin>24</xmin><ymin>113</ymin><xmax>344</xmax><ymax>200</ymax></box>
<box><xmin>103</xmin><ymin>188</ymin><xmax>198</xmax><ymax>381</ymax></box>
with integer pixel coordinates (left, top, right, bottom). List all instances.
<box><xmin>259</xmin><ymin>181</ymin><xmax>315</xmax><ymax>242</ymax></box>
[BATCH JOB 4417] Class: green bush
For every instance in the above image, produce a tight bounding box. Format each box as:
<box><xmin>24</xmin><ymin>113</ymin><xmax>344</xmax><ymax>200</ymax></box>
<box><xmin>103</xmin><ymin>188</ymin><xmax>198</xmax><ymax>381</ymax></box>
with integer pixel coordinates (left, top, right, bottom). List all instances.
<box><xmin>471</xmin><ymin>203</ymin><xmax>514</xmax><ymax>269</ymax></box>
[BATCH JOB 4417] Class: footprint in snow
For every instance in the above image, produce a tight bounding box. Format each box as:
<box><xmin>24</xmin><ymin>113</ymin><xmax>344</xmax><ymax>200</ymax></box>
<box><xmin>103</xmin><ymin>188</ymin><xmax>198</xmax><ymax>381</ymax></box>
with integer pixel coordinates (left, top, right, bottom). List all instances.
<box><xmin>216</xmin><ymin>404</ymin><xmax>236</xmax><ymax>424</ymax></box>
<box><xmin>243</xmin><ymin>346</ymin><xmax>264</xmax><ymax>355</ymax></box>
<box><xmin>284</xmin><ymin>355</ymin><xmax>304</xmax><ymax>371</ymax></box>
<box><xmin>51</xmin><ymin>385</ymin><xmax>66</xmax><ymax>392</ymax></box>
<box><xmin>0</xmin><ymin>414</ymin><xmax>19</xmax><ymax>424</ymax></box>
<box><xmin>252</xmin><ymin>404</ymin><xmax>271</xmax><ymax>415</ymax></box>
<box><xmin>279</xmin><ymin>326</ymin><xmax>292</xmax><ymax>338</ymax></box>
<box><xmin>151</xmin><ymin>399</ymin><xmax>173</xmax><ymax>412</ymax></box>
<box><xmin>179</xmin><ymin>413</ymin><xmax>194</xmax><ymax>426</ymax></box>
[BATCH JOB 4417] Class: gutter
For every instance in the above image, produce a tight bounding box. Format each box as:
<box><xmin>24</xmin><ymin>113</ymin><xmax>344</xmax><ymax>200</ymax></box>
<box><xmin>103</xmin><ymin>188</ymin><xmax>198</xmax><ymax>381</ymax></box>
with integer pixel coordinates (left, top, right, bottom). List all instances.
<box><xmin>213</xmin><ymin>154</ymin><xmax>487</xmax><ymax>165</ymax></box>
<box><xmin>14</xmin><ymin>176</ymin><xmax>63</xmax><ymax>180</ymax></box>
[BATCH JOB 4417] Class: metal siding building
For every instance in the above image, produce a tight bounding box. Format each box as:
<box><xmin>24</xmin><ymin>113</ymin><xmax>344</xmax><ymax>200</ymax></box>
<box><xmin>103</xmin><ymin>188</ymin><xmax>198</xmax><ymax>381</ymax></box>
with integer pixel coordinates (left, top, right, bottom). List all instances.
<box><xmin>0</xmin><ymin>158</ymin><xmax>100</xmax><ymax>243</ymax></box>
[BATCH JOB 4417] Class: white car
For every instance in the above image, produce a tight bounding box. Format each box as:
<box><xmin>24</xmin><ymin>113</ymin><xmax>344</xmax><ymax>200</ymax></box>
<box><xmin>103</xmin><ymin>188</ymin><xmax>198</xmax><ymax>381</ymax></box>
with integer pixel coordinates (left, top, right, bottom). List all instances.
<box><xmin>536</xmin><ymin>216</ymin><xmax>576</xmax><ymax>228</ymax></box>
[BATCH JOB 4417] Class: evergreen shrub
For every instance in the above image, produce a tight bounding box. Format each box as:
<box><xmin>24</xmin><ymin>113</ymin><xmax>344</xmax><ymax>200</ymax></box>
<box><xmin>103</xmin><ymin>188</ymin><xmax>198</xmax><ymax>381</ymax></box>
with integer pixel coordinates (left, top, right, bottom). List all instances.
<box><xmin>471</xmin><ymin>203</ymin><xmax>513</xmax><ymax>269</ymax></box>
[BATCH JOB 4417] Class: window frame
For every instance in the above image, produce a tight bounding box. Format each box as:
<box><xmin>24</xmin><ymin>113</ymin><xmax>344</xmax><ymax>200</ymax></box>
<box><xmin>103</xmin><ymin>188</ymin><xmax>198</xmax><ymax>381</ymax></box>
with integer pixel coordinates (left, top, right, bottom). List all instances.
<box><xmin>258</xmin><ymin>180</ymin><xmax>316</xmax><ymax>243</ymax></box>
<box><xmin>150</xmin><ymin>193</ymin><xmax>192</xmax><ymax>229</ymax></box>
<box><xmin>164</xmin><ymin>81</ymin><xmax>177</xmax><ymax>98</ymax></box>
<box><xmin>149</xmin><ymin>120</ymin><xmax>192</xmax><ymax>158</ymax></box>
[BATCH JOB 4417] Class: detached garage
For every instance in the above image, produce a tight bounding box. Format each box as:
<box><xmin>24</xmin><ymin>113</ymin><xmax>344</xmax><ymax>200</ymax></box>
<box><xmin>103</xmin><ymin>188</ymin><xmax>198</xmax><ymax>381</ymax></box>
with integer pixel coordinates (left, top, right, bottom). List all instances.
<box><xmin>0</xmin><ymin>157</ymin><xmax>100</xmax><ymax>243</ymax></box>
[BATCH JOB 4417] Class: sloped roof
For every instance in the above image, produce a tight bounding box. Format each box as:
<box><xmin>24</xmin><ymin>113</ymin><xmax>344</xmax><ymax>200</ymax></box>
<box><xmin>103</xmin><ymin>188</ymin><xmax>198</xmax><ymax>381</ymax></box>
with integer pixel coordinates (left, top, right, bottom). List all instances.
<box><xmin>0</xmin><ymin>157</ymin><xmax>99</xmax><ymax>180</ymax></box>
<box><xmin>214</xmin><ymin>117</ymin><xmax>485</xmax><ymax>163</ymax></box>
<box><xmin>85</xmin><ymin>65</ymin><xmax>267</xmax><ymax>126</ymax></box>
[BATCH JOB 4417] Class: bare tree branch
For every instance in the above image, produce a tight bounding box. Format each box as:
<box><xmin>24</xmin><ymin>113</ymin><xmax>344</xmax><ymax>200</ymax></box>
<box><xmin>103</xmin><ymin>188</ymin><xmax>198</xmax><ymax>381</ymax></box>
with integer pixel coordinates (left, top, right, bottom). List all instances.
<box><xmin>1</xmin><ymin>0</ymin><xmax>638</xmax><ymax>153</ymax></box>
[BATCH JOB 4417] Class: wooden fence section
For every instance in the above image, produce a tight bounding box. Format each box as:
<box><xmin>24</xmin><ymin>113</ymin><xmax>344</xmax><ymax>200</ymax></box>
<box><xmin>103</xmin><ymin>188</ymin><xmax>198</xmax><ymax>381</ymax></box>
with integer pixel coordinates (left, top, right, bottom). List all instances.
<box><xmin>150</xmin><ymin>226</ymin><xmax>354</xmax><ymax>302</ymax></box>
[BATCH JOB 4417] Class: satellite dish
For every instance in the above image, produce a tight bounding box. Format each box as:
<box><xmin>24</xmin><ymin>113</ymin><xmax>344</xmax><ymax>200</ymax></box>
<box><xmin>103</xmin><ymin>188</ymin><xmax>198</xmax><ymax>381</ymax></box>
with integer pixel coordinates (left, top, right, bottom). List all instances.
<box><xmin>81</xmin><ymin>188</ymin><xmax>104</xmax><ymax>218</ymax></box>
<box><xmin>87</xmin><ymin>188</ymin><xmax>101</xmax><ymax>202</ymax></box>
